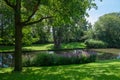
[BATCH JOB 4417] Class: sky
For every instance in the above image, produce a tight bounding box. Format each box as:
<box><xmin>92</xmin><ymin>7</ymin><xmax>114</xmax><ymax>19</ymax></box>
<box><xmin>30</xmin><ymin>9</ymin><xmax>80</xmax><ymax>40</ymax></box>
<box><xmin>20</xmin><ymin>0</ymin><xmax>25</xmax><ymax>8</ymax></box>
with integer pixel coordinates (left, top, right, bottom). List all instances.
<box><xmin>87</xmin><ymin>0</ymin><xmax>120</xmax><ymax>25</ymax></box>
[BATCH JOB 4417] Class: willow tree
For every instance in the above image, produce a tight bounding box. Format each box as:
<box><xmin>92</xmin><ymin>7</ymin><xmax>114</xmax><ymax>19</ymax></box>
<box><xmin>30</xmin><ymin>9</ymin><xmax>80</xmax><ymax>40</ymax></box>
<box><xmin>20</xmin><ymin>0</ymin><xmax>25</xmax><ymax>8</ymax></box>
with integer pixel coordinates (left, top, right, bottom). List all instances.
<box><xmin>3</xmin><ymin>0</ymin><xmax>100</xmax><ymax>72</ymax></box>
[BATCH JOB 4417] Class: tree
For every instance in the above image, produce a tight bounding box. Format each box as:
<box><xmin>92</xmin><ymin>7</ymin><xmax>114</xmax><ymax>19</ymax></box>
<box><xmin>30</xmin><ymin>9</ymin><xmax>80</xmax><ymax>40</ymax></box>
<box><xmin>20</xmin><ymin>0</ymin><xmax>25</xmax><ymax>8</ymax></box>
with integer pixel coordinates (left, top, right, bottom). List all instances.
<box><xmin>3</xmin><ymin>0</ymin><xmax>52</xmax><ymax>72</ymax></box>
<box><xmin>32</xmin><ymin>21</ymin><xmax>52</xmax><ymax>44</ymax></box>
<box><xmin>49</xmin><ymin>0</ymin><xmax>99</xmax><ymax>49</ymax></box>
<box><xmin>93</xmin><ymin>12</ymin><xmax>120</xmax><ymax>47</ymax></box>
<box><xmin>3</xmin><ymin>0</ymin><xmax>99</xmax><ymax>72</ymax></box>
<box><xmin>0</xmin><ymin>1</ymin><xmax>14</xmax><ymax>45</ymax></box>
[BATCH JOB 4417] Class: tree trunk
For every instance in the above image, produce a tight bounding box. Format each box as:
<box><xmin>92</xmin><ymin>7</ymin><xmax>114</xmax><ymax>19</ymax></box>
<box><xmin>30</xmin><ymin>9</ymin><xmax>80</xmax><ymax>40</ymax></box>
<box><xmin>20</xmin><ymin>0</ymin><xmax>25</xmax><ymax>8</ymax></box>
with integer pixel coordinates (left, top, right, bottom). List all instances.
<box><xmin>14</xmin><ymin>25</ymin><xmax>22</xmax><ymax>71</ymax></box>
<box><xmin>14</xmin><ymin>0</ymin><xmax>23</xmax><ymax>72</ymax></box>
<box><xmin>52</xmin><ymin>26</ymin><xmax>61</xmax><ymax>49</ymax></box>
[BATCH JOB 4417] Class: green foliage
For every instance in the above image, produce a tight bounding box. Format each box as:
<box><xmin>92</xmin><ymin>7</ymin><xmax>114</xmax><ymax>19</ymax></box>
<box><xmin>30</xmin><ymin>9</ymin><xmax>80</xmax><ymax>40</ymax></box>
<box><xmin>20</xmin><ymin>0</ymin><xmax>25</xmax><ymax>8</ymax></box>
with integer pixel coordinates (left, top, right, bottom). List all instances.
<box><xmin>2</xmin><ymin>0</ymin><xmax>101</xmax><ymax>72</ymax></box>
<box><xmin>22</xmin><ymin>27</ymin><xmax>39</xmax><ymax>45</ymax></box>
<box><xmin>31</xmin><ymin>53</ymin><xmax>56</xmax><ymax>66</ymax></box>
<box><xmin>93</xmin><ymin>12</ymin><xmax>120</xmax><ymax>48</ymax></box>
<box><xmin>85</xmin><ymin>39</ymin><xmax>108</xmax><ymax>48</ymax></box>
<box><xmin>1</xmin><ymin>60</ymin><xmax>120</xmax><ymax>80</ymax></box>
<box><xmin>22</xmin><ymin>56</ymin><xmax>31</xmax><ymax>67</ymax></box>
<box><xmin>33</xmin><ymin>22</ymin><xmax>52</xmax><ymax>44</ymax></box>
<box><xmin>1</xmin><ymin>0</ymin><xmax>99</xmax><ymax>46</ymax></box>
<box><xmin>23</xmin><ymin>53</ymin><xmax>97</xmax><ymax>67</ymax></box>
<box><xmin>0</xmin><ymin>38</ymin><xmax>2</xmax><ymax>44</ymax></box>
<box><xmin>0</xmin><ymin>1</ymin><xmax>14</xmax><ymax>45</ymax></box>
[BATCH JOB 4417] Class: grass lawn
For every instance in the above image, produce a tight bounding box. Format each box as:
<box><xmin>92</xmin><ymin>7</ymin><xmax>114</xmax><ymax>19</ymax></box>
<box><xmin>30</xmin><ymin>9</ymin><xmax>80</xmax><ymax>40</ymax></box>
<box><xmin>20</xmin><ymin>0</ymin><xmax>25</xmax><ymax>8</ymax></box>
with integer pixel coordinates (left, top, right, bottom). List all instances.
<box><xmin>0</xmin><ymin>60</ymin><xmax>120</xmax><ymax>80</ymax></box>
<box><xmin>0</xmin><ymin>42</ymin><xmax>86</xmax><ymax>52</ymax></box>
<box><xmin>91</xmin><ymin>48</ymin><xmax>120</xmax><ymax>54</ymax></box>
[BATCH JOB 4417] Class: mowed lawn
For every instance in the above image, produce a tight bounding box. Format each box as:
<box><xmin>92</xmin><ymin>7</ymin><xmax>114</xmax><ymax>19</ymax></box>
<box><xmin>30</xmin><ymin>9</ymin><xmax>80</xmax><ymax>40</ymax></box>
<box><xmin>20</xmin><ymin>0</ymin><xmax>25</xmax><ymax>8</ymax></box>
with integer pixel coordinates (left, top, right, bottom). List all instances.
<box><xmin>0</xmin><ymin>42</ymin><xmax>86</xmax><ymax>52</ymax></box>
<box><xmin>0</xmin><ymin>60</ymin><xmax>120</xmax><ymax>80</ymax></box>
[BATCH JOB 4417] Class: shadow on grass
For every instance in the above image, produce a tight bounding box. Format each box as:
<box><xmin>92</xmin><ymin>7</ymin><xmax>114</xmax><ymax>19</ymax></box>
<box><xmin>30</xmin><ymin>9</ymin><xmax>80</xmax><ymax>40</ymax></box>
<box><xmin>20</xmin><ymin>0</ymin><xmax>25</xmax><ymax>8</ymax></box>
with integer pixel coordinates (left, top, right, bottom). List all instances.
<box><xmin>0</xmin><ymin>46</ymin><xmax>14</xmax><ymax>52</ymax></box>
<box><xmin>1</xmin><ymin>60</ymin><xmax>120</xmax><ymax>80</ymax></box>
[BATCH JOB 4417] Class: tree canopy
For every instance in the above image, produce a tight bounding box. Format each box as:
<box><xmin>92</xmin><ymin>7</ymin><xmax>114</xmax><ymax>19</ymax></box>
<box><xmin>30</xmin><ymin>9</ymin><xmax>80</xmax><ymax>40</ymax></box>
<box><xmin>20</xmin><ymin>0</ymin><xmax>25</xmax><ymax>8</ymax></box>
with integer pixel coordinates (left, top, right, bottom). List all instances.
<box><xmin>1</xmin><ymin>0</ymin><xmax>100</xmax><ymax>71</ymax></box>
<box><xmin>93</xmin><ymin>12</ymin><xmax>120</xmax><ymax>48</ymax></box>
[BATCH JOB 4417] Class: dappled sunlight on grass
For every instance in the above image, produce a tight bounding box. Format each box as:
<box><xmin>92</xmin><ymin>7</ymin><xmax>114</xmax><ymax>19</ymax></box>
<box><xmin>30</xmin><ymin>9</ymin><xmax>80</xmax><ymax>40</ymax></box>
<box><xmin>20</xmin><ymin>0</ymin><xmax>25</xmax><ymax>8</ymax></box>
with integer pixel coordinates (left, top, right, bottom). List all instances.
<box><xmin>1</xmin><ymin>60</ymin><xmax>120</xmax><ymax>80</ymax></box>
<box><xmin>23</xmin><ymin>44</ymin><xmax>54</xmax><ymax>51</ymax></box>
<box><xmin>62</xmin><ymin>42</ymin><xmax>86</xmax><ymax>49</ymax></box>
<box><xmin>0</xmin><ymin>68</ymin><xmax>13</xmax><ymax>73</ymax></box>
<box><xmin>0</xmin><ymin>42</ymin><xmax>86</xmax><ymax>52</ymax></box>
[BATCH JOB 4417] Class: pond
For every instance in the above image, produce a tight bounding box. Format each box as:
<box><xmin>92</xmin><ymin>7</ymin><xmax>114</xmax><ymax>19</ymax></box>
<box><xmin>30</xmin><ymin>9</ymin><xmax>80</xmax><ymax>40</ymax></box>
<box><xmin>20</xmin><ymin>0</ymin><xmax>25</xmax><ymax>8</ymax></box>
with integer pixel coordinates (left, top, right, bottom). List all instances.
<box><xmin>0</xmin><ymin>49</ymin><xmax>120</xmax><ymax>68</ymax></box>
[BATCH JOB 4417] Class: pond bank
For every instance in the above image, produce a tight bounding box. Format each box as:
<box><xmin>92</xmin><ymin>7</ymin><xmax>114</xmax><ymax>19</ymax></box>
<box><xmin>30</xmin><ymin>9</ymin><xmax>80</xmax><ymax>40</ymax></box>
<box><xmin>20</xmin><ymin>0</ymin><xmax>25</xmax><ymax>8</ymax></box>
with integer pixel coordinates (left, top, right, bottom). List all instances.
<box><xmin>0</xmin><ymin>49</ymin><xmax>120</xmax><ymax>68</ymax></box>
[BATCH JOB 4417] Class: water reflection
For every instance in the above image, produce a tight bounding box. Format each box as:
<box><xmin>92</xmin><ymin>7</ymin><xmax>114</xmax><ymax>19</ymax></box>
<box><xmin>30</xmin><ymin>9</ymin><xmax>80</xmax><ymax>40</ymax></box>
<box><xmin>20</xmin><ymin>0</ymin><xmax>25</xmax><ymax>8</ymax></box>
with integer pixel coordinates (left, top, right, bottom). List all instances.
<box><xmin>0</xmin><ymin>49</ymin><xmax>120</xmax><ymax>68</ymax></box>
<box><xmin>0</xmin><ymin>53</ymin><xmax>13</xmax><ymax>68</ymax></box>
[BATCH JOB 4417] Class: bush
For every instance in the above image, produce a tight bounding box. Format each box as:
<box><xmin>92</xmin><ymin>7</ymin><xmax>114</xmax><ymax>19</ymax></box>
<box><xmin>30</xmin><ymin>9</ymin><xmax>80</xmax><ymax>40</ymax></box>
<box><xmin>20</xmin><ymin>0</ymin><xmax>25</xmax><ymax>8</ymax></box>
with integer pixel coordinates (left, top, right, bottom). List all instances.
<box><xmin>23</xmin><ymin>52</ymin><xmax>97</xmax><ymax>67</ymax></box>
<box><xmin>31</xmin><ymin>53</ymin><xmax>56</xmax><ymax>66</ymax></box>
<box><xmin>22</xmin><ymin>57</ymin><xmax>31</xmax><ymax>67</ymax></box>
<box><xmin>22</xmin><ymin>54</ymin><xmax>33</xmax><ymax>67</ymax></box>
<box><xmin>86</xmin><ymin>54</ymin><xmax>97</xmax><ymax>62</ymax></box>
<box><xmin>85</xmin><ymin>39</ymin><xmax>108</xmax><ymax>48</ymax></box>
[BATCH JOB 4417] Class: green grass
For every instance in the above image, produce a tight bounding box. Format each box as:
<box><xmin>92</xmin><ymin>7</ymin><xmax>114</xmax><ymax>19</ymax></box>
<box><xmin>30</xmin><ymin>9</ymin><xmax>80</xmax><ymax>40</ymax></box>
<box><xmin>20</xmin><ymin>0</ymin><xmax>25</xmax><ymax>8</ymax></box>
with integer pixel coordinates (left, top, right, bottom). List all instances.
<box><xmin>1</xmin><ymin>60</ymin><xmax>120</xmax><ymax>80</ymax></box>
<box><xmin>61</xmin><ymin>42</ymin><xmax>86</xmax><ymax>49</ymax></box>
<box><xmin>91</xmin><ymin>48</ymin><xmax>120</xmax><ymax>54</ymax></box>
<box><xmin>0</xmin><ymin>46</ymin><xmax>14</xmax><ymax>52</ymax></box>
<box><xmin>23</xmin><ymin>44</ymin><xmax>54</xmax><ymax>51</ymax></box>
<box><xmin>0</xmin><ymin>42</ymin><xmax>86</xmax><ymax>52</ymax></box>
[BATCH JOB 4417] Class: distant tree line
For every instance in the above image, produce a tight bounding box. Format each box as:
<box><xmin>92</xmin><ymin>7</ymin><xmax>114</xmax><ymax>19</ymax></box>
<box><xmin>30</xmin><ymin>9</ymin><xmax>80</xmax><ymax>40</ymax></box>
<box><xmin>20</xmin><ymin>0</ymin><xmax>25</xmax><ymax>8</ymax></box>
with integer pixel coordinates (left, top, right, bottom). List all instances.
<box><xmin>86</xmin><ymin>12</ymin><xmax>120</xmax><ymax>48</ymax></box>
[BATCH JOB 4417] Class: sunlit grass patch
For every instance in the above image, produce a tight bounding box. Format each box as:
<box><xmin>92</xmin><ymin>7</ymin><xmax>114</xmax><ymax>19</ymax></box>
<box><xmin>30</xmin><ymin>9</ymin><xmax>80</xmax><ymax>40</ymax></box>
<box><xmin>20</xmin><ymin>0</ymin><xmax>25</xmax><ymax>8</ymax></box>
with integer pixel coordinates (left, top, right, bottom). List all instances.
<box><xmin>61</xmin><ymin>42</ymin><xmax>86</xmax><ymax>49</ymax></box>
<box><xmin>0</xmin><ymin>60</ymin><xmax>120</xmax><ymax>80</ymax></box>
<box><xmin>0</xmin><ymin>42</ymin><xmax>86</xmax><ymax>52</ymax></box>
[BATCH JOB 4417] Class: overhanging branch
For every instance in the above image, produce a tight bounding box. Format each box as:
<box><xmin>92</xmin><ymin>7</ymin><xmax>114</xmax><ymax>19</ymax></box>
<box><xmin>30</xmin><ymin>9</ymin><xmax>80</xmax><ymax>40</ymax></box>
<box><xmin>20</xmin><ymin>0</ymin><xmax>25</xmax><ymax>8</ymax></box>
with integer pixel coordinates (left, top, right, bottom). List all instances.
<box><xmin>23</xmin><ymin>0</ymin><xmax>41</xmax><ymax>23</ymax></box>
<box><xmin>23</xmin><ymin>16</ymin><xmax>53</xmax><ymax>26</ymax></box>
<box><xmin>4</xmin><ymin>0</ymin><xmax>15</xmax><ymax>9</ymax></box>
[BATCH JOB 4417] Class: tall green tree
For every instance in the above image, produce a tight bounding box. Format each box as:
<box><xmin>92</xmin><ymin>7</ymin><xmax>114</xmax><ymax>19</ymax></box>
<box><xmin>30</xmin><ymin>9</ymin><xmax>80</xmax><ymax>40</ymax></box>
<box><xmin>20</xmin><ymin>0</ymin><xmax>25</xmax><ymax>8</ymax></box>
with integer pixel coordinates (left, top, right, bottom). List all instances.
<box><xmin>49</xmin><ymin>0</ymin><xmax>99</xmax><ymax>49</ymax></box>
<box><xmin>3</xmin><ymin>0</ymin><xmax>52</xmax><ymax>72</ymax></box>
<box><xmin>93</xmin><ymin>12</ymin><xmax>120</xmax><ymax>47</ymax></box>
<box><xmin>3</xmin><ymin>0</ymin><xmax>99</xmax><ymax>72</ymax></box>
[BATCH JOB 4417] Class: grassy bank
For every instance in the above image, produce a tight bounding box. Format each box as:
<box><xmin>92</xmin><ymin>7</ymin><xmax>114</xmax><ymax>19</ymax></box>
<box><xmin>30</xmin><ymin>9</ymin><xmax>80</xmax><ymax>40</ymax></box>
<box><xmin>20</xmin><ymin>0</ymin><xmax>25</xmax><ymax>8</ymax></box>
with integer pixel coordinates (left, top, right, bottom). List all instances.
<box><xmin>0</xmin><ymin>60</ymin><xmax>120</xmax><ymax>80</ymax></box>
<box><xmin>91</xmin><ymin>48</ymin><xmax>120</xmax><ymax>54</ymax></box>
<box><xmin>0</xmin><ymin>42</ymin><xmax>86</xmax><ymax>52</ymax></box>
<box><xmin>0</xmin><ymin>43</ymin><xmax>120</xmax><ymax>55</ymax></box>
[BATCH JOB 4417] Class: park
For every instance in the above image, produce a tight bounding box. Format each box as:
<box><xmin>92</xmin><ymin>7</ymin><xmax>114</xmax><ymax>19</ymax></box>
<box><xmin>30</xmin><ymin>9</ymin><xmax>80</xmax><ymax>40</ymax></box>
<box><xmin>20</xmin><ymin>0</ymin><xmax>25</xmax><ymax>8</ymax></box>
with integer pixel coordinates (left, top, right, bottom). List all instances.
<box><xmin>0</xmin><ymin>0</ymin><xmax>120</xmax><ymax>80</ymax></box>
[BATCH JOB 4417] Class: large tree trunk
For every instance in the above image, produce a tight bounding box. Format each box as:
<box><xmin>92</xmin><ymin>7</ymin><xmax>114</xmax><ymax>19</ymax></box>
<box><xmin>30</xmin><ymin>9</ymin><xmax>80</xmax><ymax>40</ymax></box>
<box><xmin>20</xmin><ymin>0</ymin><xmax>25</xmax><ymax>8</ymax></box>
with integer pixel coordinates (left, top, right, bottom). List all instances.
<box><xmin>14</xmin><ymin>0</ymin><xmax>23</xmax><ymax>72</ymax></box>
<box><xmin>14</xmin><ymin>25</ymin><xmax>22</xmax><ymax>71</ymax></box>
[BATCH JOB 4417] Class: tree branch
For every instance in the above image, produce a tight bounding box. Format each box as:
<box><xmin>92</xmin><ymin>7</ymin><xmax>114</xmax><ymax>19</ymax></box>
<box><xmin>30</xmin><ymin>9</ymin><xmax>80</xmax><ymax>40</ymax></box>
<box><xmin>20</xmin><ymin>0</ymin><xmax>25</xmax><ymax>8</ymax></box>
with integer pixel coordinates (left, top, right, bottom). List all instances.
<box><xmin>23</xmin><ymin>0</ymin><xmax>41</xmax><ymax>23</ymax></box>
<box><xmin>4</xmin><ymin>0</ymin><xmax>15</xmax><ymax>9</ymax></box>
<box><xmin>23</xmin><ymin>16</ymin><xmax>53</xmax><ymax>26</ymax></box>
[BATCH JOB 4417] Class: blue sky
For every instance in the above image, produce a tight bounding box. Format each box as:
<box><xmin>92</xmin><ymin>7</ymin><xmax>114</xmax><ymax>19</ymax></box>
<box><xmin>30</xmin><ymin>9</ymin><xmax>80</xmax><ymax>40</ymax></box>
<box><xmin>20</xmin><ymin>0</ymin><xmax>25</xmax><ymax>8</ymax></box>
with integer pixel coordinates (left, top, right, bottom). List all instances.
<box><xmin>87</xmin><ymin>0</ymin><xmax>120</xmax><ymax>25</ymax></box>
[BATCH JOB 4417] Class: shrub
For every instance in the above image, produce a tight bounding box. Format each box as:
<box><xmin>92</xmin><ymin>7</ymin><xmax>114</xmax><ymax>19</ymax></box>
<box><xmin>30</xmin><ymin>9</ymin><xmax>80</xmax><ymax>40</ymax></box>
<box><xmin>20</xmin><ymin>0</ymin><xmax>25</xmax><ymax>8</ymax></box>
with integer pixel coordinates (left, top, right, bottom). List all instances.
<box><xmin>86</xmin><ymin>54</ymin><xmax>97</xmax><ymax>63</ymax></box>
<box><xmin>31</xmin><ymin>53</ymin><xmax>56</xmax><ymax>66</ymax></box>
<box><xmin>22</xmin><ymin>57</ymin><xmax>31</xmax><ymax>67</ymax></box>
<box><xmin>22</xmin><ymin>54</ymin><xmax>32</xmax><ymax>67</ymax></box>
<box><xmin>23</xmin><ymin>52</ymin><xmax>97</xmax><ymax>67</ymax></box>
<box><xmin>57</xmin><ymin>56</ymin><xmax>71</xmax><ymax>65</ymax></box>
<box><xmin>85</xmin><ymin>39</ymin><xmax>108</xmax><ymax>48</ymax></box>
